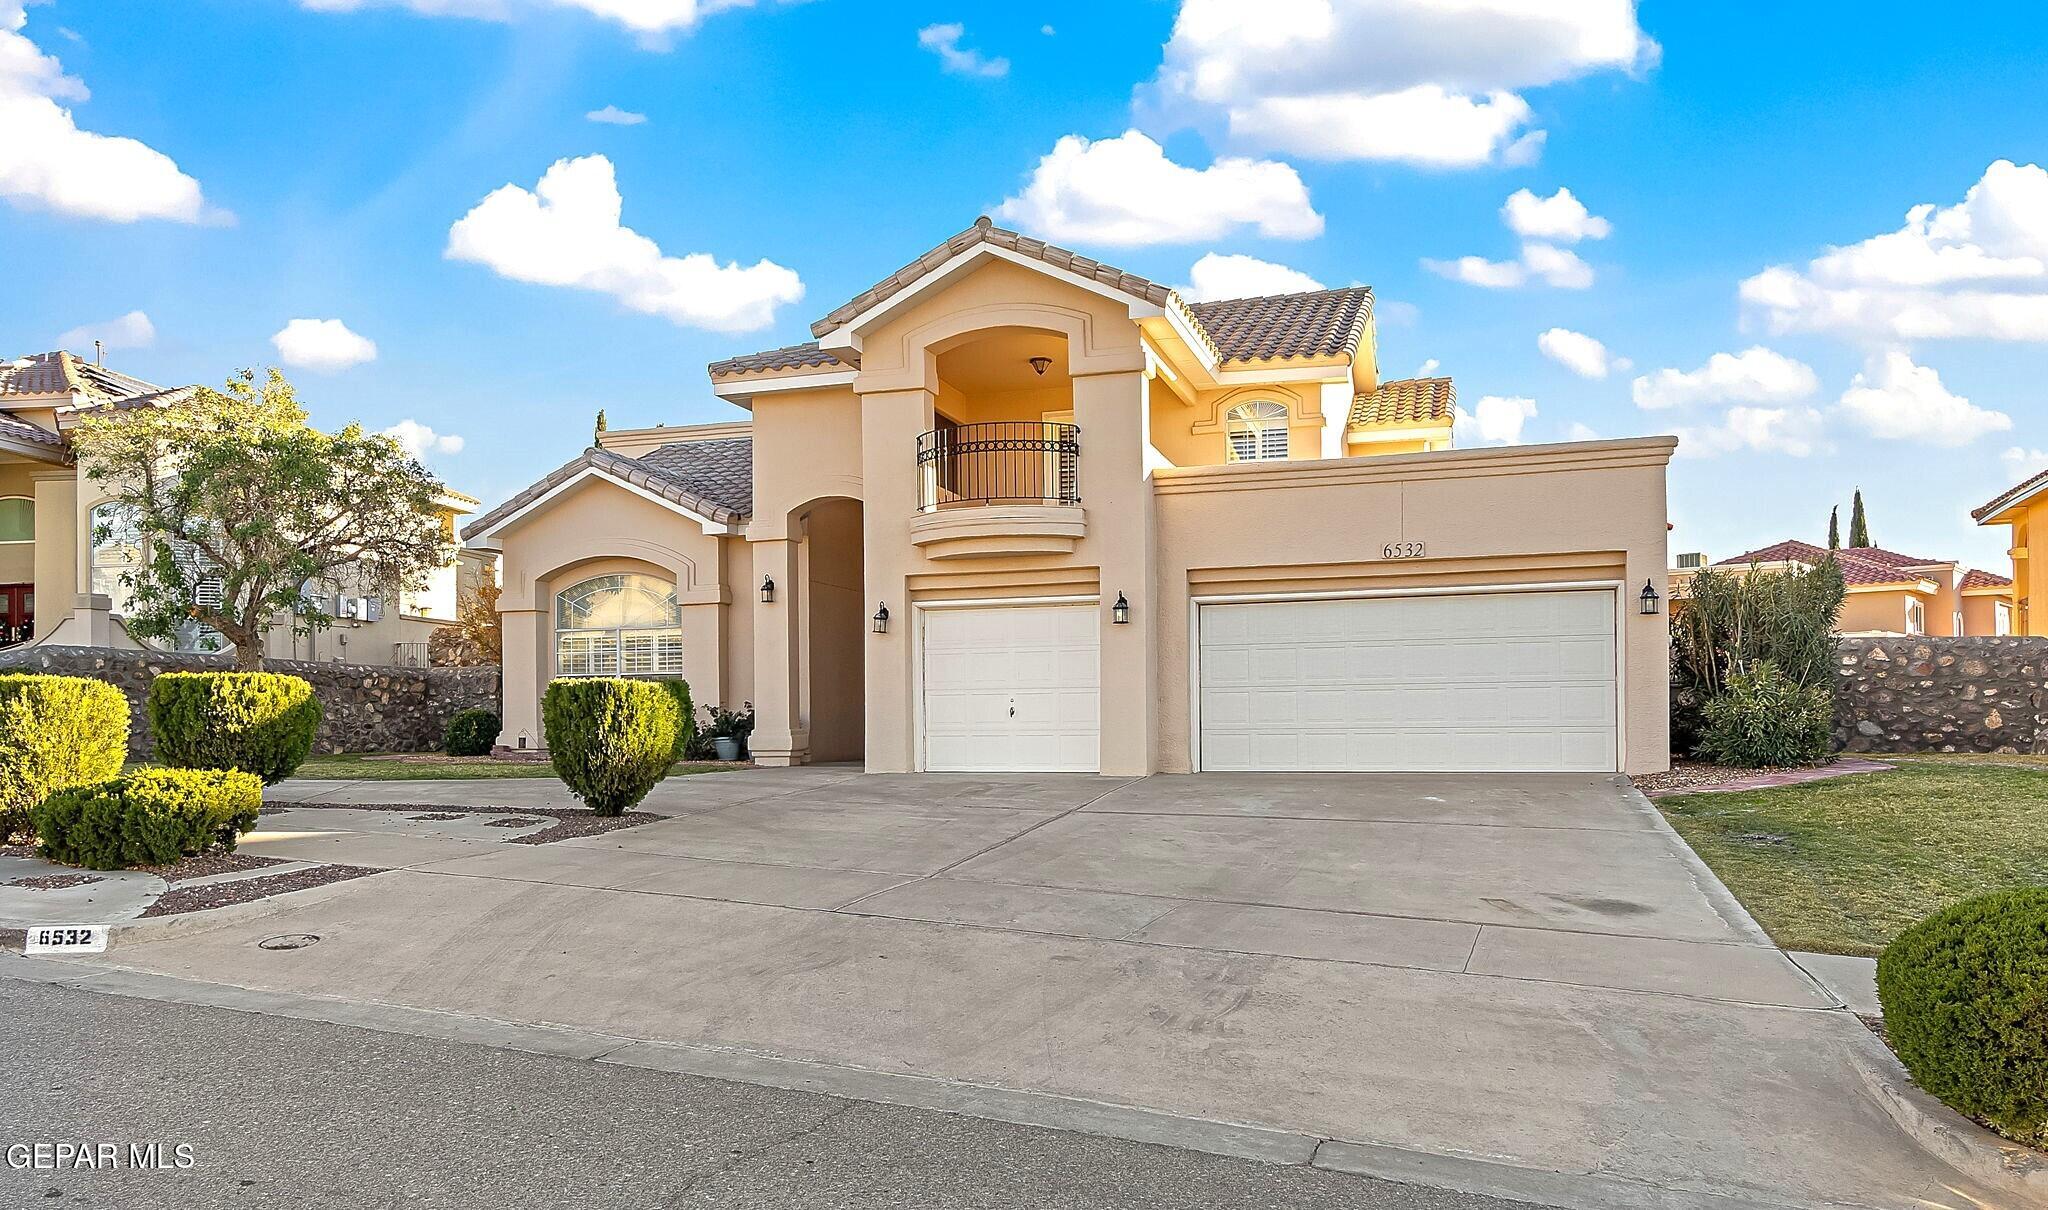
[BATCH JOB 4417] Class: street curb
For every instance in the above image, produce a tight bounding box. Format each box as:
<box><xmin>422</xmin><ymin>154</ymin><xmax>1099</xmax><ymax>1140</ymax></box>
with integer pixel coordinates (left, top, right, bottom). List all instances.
<box><xmin>0</xmin><ymin>956</ymin><xmax>1812</xmax><ymax>1210</ymax></box>
<box><xmin>1</xmin><ymin>867</ymin><xmax>390</xmax><ymax>943</ymax></box>
<box><xmin>1620</xmin><ymin>779</ymin><xmax>1777</xmax><ymax>948</ymax></box>
<box><xmin>1840</xmin><ymin>1027</ymin><xmax>2048</xmax><ymax>1200</ymax></box>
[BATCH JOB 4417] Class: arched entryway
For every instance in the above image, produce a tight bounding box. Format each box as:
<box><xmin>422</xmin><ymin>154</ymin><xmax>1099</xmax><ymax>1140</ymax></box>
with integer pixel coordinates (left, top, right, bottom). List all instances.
<box><xmin>797</xmin><ymin>497</ymin><xmax>865</xmax><ymax>763</ymax></box>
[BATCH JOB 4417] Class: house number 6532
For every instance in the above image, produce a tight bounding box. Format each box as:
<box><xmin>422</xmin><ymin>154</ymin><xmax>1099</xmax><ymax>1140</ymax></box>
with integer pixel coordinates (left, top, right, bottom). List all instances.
<box><xmin>1381</xmin><ymin>541</ymin><xmax>1426</xmax><ymax>559</ymax></box>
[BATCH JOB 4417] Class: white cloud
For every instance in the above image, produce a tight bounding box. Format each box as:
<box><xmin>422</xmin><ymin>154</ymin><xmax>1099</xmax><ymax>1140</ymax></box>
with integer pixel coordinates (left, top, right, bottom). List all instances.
<box><xmin>0</xmin><ymin>2</ymin><xmax>217</xmax><ymax>223</ymax></box>
<box><xmin>447</xmin><ymin>155</ymin><xmax>804</xmax><ymax>333</ymax></box>
<box><xmin>1145</xmin><ymin>0</ymin><xmax>1653</xmax><ymax>167</ymax></box>
<box><xmin>1835</xmin><ymin>351</ymin><xmax>2010</xmax><ymax>446</ymax></box>
<box><xmin>1673</xmin><ymin>406</ymin><xmax>1827</xmax><ymax>460</ymax></box>
<box><xmin>917</xmin><ymin>23</ymin><xmax>1007</xmax><ymax>78</ymax></box>
<box><xmin>1183</xmin><ymin>253</ymin><xmax>1324</xmax><ymax>301</ymax></box>
<box><xmin>1537</xmin><ymin>327</ymin><xmax>1624</xmax><ymax>378</ymax></box>
<box><xmin>299</xmin><ymin>0</ymin><xmax>765</xmax><ymax>42</ymax></box>
<box><xmin>2001</xmin><ymin>446</ymin><xmax>2048</xmax><ymax>481</ymax></box>
<box><xmin>1414</xmin><ymin>357</ymin><xmax>1440</xmax><ymax>376</ymax></box>
<box><xmin>1423</xmin><ymin>241</ymin><xmax>1592</xmax><ymax>289</ymax></box>
<box><xmin>1564</xmin><ymin>421</ymin><xmax>1601</xmax><ymax>442</ymax></box>
<box><xmin>272</xmin><ymin>318</ymin><xmax>378</xmax><ymax>372</ymax></box>
<box><xmin>586</xmin><ymin>105</ymin><xmax>647</xmax><ymax>125</ymax></box>
<box><xmin>1631</xmin><ymin>347</ymin><xmax>1819</xmax><ymax>410</ymax></box>
<box><xmin>1503</xmin><ymin>187</ymin><xmax>1610</xmax><ymax>243</ymax></box>
<box><xmin>56</xmin><ymin>309</ymin><xmax>154</xmax><ymax>352</ymax></box>
<box><xmin>995</xmin><ymin>130</ymin><xmax>1322</xmax><ymax>247</ymax></box>
<box><xmin>1741</xmin><ymin>160</ymin><xmax>2048</xmax><ymax>343</ymax></box>
<box><xmin>381</xmin><ymin>419</ymin><xmax>465</xmax><ymax>458</ymax></box>
<box><xmin>1454</xmin><ymin>395</ymin><xmax>1536</xmax><ymax>445</ymax></box>
<box><xmin>1040</xmin><ymin>23</ymin><xmax>1054</xmax><ymax>35</ymax></box>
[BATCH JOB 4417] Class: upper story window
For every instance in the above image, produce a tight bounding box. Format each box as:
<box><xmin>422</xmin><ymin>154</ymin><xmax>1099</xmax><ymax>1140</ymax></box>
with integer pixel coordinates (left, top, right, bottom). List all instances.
<box><xmin>1997</xmin><ymin>601</ymin><xmax>2013</xmax><ymax>636</ymax></box>
<box><xmin>1225</xmin><ymin>401</ymin><xmax>1291</xmax><ymax>463</ymax></box>
<box><xmin>555</xmin><ymin>573</ymin><xmax>682</xmax><ymax>677</ymax></box>
<box><xmin>1905</xmin><ymin>598</ymin><xmax>1926</xmax><ymax>635</ymax></box>
<box><xmin>0</xmin><ymin>497</ymin><xmax>29</xmax><ymax>544</ymax></box>
<box><xmin>89</xmin><ymin>501</ymin><xmax>143</xmax><ymax>616</ymax></box>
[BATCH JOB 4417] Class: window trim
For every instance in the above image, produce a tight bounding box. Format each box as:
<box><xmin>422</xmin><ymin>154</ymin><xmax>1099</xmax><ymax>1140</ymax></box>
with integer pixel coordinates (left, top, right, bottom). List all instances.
<box><xmin>1224</xmin><ymin>400</ymin><xmax>1291</xmax><ymax>463</ymax></box>
<box><xmin>0</xmin><ymin>496</ymin><xmax>31</xmax><ymax>545</ymax></box>
<box><xmin>553</xmin><ymin>573</ymin><xmax>684</xmax><ymax>679</ymax></box>
<box><xmin>1905</xmin><ymin>598</ymin><xmax>1926</xmax><ymax>635</ymax></box>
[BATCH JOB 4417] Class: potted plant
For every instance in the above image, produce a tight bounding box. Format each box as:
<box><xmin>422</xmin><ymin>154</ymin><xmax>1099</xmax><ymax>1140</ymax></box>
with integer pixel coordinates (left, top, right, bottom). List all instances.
<box><xmin>702</xmin><ymin>702</ymin><xmax>756</xmax><ymax>762</ymax></box>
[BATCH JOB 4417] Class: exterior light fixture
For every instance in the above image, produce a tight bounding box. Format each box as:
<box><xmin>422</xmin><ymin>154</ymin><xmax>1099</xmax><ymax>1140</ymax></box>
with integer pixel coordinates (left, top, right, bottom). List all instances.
<box><xmin>1029</xmin><ymin>356</ymin><xmax>1053</xmax><ymax>376</ymax></box>
<box><xmin>1111</xmin><ymin>592</ymin><xmax>1131</xmax><ymax>625</ymax></box>
<box><xmin>872</xmin><ymin>603</ymin><xmax>890</xmax><ymax>634</ymax></box>
<box><xmin>760</xmin><ymin>575</ymin><xmax>775</xmax><ymax>603</ymax></box>
<box><xmin>1639</xmin><ymin>579</ymin><xmax>1661</xmax><ymax>615</ymax></box>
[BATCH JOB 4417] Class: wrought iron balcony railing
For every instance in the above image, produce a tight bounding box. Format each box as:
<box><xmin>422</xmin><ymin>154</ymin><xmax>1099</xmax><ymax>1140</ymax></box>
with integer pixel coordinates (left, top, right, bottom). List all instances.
<box><xmin>916</xmin><ymin>421</ymin><xmax>1080</xmax><ymax>512</ymax></box>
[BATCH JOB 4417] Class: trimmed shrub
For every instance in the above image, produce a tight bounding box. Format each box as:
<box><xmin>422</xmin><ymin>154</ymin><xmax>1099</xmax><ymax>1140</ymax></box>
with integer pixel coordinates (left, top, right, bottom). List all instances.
<box><xmin>657</xmin><ymin>679</ymin><xmax>699</xmax><ymax>761</ymax></box>
<box><xmin>1696</xmin><ymin>660</ymin><xmax>1834</xmax><ymax>768</ymax></box>
<box><xmin>149</xmin><ymin>671</ymin><xmax>323</xmax><ymax>784</ymax></box>
<box><xmin>542</xmin><ymin>678</ymin><xmax>679</xmax><ymax>816</ymax></box>
<box><xmin>1877</xmin><ymin>889</ymin><xmax>2048</xmax><ymax>1144</ymax></box>
<box><xmin>33</xmin><ymin>768</ymin><xmax>263</xmax><ymax>870</ymax></box>
<box><xmin>0</xmin><ymin>674</ymin><xmax>130</xmax><ymax>843</ymax></box>
<box><xmin>444</xmin><ymin>708</ymin><xmax>500</xmax><ymax>757</ymax></box>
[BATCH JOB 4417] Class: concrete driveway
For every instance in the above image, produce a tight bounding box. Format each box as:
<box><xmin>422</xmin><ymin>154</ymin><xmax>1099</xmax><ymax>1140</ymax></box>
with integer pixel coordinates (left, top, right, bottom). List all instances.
<box><xmin>50</xmin><ymin>770</ymin><xmax>2001</xmax><ymax>1209</ymax></box>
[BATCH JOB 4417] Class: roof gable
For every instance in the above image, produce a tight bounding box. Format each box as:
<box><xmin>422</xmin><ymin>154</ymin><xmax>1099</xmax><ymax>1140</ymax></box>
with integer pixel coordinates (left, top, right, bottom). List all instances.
<box><xmin>462</xmin><ymin>439</ymin><xmax>753</xmax><ymax>543</ymax></box>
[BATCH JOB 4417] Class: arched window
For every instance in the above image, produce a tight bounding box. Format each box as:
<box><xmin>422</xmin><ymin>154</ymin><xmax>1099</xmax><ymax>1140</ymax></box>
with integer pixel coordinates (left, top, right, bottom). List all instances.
<box><xmin>0</xmin><ymin>497</ymin><xmax>30</xmax><ymax>544</ymax></box>
<box><xmin>555</xmin><ymin>573</ymin><xmax>682</xmax><ymax>677</ymax></box>
<box><xmin>1225</xmin><ymin>401</ymin><xmax>1291</xmax><ymax>462</ymax></box>
<box><xmin>89</xmin><ymin>501</ymin><xmax>143</xmax><ymax>617</ymax></box>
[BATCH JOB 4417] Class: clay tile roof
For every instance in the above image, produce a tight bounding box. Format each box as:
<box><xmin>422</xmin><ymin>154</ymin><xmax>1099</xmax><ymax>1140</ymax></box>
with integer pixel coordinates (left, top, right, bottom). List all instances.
<box><xmin>1188</xmin><ymin>287</ymin><xmax>1375</xmax><ymax>364</ymax></box>
<box><xmin>707</xmin><ymin>343</ymin><xmax>857</xmax><ymax>378</ymax></box>
<box><xmin>1961</xmin><ymin>567</ymin><xmax>2013</xmax><ymax>590</ymax></box>
<box><xmin>462</xmin><ymin>439</ymin><xmax>753</xmax><ymax>541</ymax></box>
<box><xmin>0</xmin><ymin>350</ymin><xmax>175</xmax><ymax>410</ymax></box>
<box><xmin>1349</xmin><ymin>376</ymin><xmax>1454</xmax><ymax>427</ymax></box>
<box><xmin>1714</xmin><ymin>540</ymin><xmax>1951</xmax><ymax>587</ymax></box>
<box><xmin>0</xmin><ymin>351</ymin><xmax>78</xmax><ymax>397</ymax></box>
<box><xmin>1974</xmin><ymin>467</ymin><xmax>2048</xmax><ymax>521</ymax></box>
<box><xmin>0</xmin><ymin>411</ymin><xmax>66</xmax><ymax>450</ymax></box>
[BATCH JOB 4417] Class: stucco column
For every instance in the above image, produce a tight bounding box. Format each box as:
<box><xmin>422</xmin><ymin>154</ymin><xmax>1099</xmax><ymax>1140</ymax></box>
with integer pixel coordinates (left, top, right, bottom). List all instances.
<box><xmin>498</xmin><ymin>607</ymin><xmax>544</xmax><ymax>750</ymax></box>
<box><xmin>859</xmin><ymin>387</ymin><xmax>935</xmax><ymax>773</ymax></box>
<box><xmin>749</xmin><ymin>536</ymin><xmax>808</xmax><ymax>766</ymax></box>
<box><xmin>1073</xmin><ymin>369</ymin><xmax>1157</xmax><ymax>776</ymax></box>
<box><xmin>31</xmin><ymin>469</ymin><xmax>77</xmax><ymax>639</ymax></box>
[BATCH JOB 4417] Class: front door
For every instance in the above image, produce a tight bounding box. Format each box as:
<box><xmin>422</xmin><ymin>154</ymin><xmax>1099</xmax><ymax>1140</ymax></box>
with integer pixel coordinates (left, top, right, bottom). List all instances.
<box><xmin>0</xmin><ymin>583</ymin><xmax>33</xmax><ymax>647</ymax></box>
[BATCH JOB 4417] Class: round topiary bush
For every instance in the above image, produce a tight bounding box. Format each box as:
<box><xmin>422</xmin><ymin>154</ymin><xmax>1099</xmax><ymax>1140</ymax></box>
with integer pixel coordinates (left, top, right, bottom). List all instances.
<box><xmin>1876</xmin><ymin>888</ymin><xmax>2048</xmax><ymax>1144</ymax></box>
<box><xmin>0</xmin><ymin>674</ymin><xmax>130</xmax><ymax>843</ymax></box>
<box><xmin>148</xmin><ymin>671</ymin><xmax>323</xmax><ymax>785</ymax></box>
<box><xmin>33</xmin><ymin>768</ymin><xmax>263</xmax><ymax>870</ymax></box>
<box><xmin>542</xmin><ymin>678</ymin><xmax>679</xmax><ymax>816</ymax></box>
<box><xmin>1696</xmin><ymin>660</ymin><xmax>1833</xmax><ymax>768</ymax></box>
<box><xmin>443</xmin><ymin>708</ymin><xmax>500</xmax><ymax>757</ymax></box>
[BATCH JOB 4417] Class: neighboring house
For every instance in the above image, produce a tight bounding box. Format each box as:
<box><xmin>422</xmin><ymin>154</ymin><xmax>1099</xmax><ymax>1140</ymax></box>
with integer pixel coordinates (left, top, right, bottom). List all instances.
<box><xmin>1972</xmin><ymin>468</ymin><xmax>2048</xmax><ymax>636</ymax></box>
<box><xmin>1670</xmin><ymin>540</ymin><xmax>2015</xmax><ymax>637</ymax></box>
<box><xmin>465</xmin><ymin>217</ymin><xmax>1675</xmax><ymax>775</ymax></box>
<box><xmin>0</xmin><ymin>350</ymin><xmax>490</xmax><ymax>667</ymax></box>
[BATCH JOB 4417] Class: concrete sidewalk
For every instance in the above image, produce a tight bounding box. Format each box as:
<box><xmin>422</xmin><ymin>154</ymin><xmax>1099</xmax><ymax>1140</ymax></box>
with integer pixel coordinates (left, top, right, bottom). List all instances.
<box><xmin>56</xmin><ymin>771</ymin><xmax>2006</xmax><ymax>1210</ymax></box>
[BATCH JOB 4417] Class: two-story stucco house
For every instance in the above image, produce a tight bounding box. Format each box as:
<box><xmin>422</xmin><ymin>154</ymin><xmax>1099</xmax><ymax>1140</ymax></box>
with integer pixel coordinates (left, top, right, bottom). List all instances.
<box><xmin>0</xmin><ymin>350</ymin><xmax>489</xmax><ymax>666</ymax></box>
<box><xmin>466</xmin><ymin>218</ymin><xmax>1677</xmax><ymax>776</ymax></box>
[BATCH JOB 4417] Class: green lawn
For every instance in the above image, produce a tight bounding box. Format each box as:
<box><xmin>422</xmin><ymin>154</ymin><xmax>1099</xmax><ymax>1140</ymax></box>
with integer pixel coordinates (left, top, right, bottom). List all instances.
<box><xmin>1658</xmin><ymin>758</ymin><xmax>2048</xmax><ymax>957</ymax></box>
<box><xmin>285</xmin><ymin>754</ymin><xmax>739</xmax><ymax>781</ymax></box>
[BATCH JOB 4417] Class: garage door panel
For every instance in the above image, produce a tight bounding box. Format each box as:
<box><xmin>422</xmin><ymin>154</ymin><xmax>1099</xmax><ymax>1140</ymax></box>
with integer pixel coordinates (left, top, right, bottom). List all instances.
<box><xmin>1199</xmin><ymin>591</ymin><xmax>1618</xmax><ymax>773</ymax></box>
<box><xmin>922</xmin><ymin>605</ymin><xmax>1100</xmax><ymax>773</ymax></box>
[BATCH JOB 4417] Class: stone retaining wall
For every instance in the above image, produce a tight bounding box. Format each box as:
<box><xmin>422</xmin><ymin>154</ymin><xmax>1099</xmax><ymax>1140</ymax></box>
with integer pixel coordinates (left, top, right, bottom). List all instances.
<box><xmin>0</xmin><ymin>645</ymin><xmax>499</xmax><ymax>757</ymax></box>
<box><xmin>1834</xmin><ymin>636</ymin><xmax>2048</xmax><ymax>754</ymax></box>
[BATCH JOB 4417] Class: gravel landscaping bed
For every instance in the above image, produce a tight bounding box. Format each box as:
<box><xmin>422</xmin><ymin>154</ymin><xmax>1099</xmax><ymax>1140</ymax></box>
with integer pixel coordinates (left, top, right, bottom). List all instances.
<box><xmin>4</xmin><ymin>872</ymin><xmax>105</xmax><ymax>891</ymax></box>
<box><xmin>268</xmin><ymin>801</ymin><xmax>664</xmax><ymax>845</ymax></box>
<box><xmin>1632</xmin><ymin>759</ymin><xmax>1836</xmax><ymax>795</ymax></box>
<box><xmin>136</xmin><ymin>852</ymin><xmax>290</xmax><ymax>883</ymax></box>
<box><xmin>138</xmin><ymin>864</ymin><xmax>385</xmax><ymax>918</ymax></box>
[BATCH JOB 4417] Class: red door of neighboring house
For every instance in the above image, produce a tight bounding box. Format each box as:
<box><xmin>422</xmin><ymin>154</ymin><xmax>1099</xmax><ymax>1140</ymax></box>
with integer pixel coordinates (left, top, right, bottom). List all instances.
<box><xmin>0</xmin><ymin>583</ymin><xmax>33</xmax><ymax>647</ymax></box>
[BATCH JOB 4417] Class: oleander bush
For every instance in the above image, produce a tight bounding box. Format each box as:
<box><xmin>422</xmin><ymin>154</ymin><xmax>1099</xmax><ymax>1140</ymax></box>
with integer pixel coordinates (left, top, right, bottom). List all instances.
<box><xmin>148</xmin><ymin>671</ymin><xmax>323</xmax><ymax>784</ymax></box>
<box><xmin>542</xmin><ymin>678</ymin><xmax>679</xmax><ymax>816</ymax></box>
<box><xmin>1876</xmin><ymin>889</ymin><xmax>2048</xmax><ymax>1146</ymax></box>
<box><xmin>1696</xmin><ymin>660</ymin><xmax>1835</xmax><ymax>768</ymax></box>
<box><xmin>443</xmin><ymin>707</ymin><xmax>501</xmax><ymax>757</ymax></box>
<box><xmin>0</xmin><ymin>674</ymin><xmax>130</xmax><ymax>843</ymax></box>
<box><xmin>1671</xmin><ymin>559</ymin><xmax>1844</xmax><ymax>759</ymax></box>
<box><xmin>33</xmin><ymin>768</ymin><xmax>264</xmax><ymax>870</ymax></box>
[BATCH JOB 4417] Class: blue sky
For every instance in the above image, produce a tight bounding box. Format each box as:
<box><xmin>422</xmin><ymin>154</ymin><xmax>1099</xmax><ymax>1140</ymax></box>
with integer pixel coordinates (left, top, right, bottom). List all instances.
<box><xmin>7</xmin><ymin>1</ymin><xmax>2048</xmax><ymax>569</ymax></box>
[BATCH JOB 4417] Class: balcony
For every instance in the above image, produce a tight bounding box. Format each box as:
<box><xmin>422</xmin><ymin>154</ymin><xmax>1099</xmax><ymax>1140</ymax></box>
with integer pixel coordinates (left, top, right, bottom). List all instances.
<box><xmin>911</xmin><ymin>421</ymin><xmax>1086</xmax><ymax>559</ymax></box>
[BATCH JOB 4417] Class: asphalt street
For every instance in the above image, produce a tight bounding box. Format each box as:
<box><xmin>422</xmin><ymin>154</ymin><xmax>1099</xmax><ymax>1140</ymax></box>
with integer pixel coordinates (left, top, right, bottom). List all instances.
<box><xmin>0</xmin><ymin>977</ymin><xmax>1537</xmax><ymax>1210</ymax></box>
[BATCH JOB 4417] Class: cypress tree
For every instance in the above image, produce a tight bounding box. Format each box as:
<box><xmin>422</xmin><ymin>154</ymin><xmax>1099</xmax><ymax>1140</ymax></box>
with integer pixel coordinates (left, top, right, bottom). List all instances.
<box><xmin>1827</xmin><ymin>506</ymin><xmax>1840</xmax><ymax>549</ymax></box>
<box><xmin>1849</xmin><ymin>489</ymin><xmax>1870</xmax><ymax>548</ymax></box>
<box><xmin>594</xmin><ymin>409</ymin><xmax>607</xmax><ymax>444</ymax></box>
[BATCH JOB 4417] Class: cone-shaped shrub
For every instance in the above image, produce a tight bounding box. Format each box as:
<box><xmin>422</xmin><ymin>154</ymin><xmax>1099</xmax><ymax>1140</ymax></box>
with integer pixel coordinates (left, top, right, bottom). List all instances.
<box><xmin>543</xmin><ymin>678</ymin><xmax>679</xmax><ymax>816</ymax></box>
<box><xmin>148</xmin><ymin>671</ymin><xmax>322</xmax><ymax>784</ymax></box>
<box><xmin>33</xmin><ymin>768</ymin><xmax>263</xmax><ymax>870</ymax></box>
<box><xmin>0</xmin><ymin>674</ymin><xmax>130</xmax><ymax>842</ymax></box>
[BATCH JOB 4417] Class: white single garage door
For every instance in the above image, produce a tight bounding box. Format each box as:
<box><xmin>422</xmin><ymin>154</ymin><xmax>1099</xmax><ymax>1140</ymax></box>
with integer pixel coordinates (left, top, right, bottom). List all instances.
<box><xmin>1198</xmin><ymin>590</ymin><xmax>1617</xmax><ymax>773</ymax></box>
<box><xmin>922</xmin><ymin>605</ymin><xmax>1099</xmax><ymax>772</ymax></box>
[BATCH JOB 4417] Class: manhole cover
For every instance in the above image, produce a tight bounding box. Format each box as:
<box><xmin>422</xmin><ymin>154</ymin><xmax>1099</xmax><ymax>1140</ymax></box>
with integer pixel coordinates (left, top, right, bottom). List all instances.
<box><xmin>257</xmin><ymin>934</ymin><xmax>321</xmax><ymax>951</ymax></box>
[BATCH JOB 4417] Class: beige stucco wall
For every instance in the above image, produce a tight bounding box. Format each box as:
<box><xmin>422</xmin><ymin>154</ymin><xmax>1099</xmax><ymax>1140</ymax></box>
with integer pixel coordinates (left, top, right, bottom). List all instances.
<box><xmin>1961</xmin><ymin>592</ymin><xmax>2010</xmax><ymax>636</ymax></box>
<box><xmin>1839</xmin><ymin>588</ymin><xmax>1926</xmax><ymax>635</ymax></box>
<box><xmin>1153</xmin><ymin>438</ymin><xmax>1677</xmax><ymax>776</ymax></box>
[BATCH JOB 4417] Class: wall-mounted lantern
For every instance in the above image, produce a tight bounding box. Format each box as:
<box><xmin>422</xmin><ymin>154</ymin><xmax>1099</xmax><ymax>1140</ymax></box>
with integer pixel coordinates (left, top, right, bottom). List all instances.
<box><xmin>1639</xmin><ymin>579</ymin><xmax>1661</xmax><ymax>615</ymax></box>
<box><xmin>872</xmin><ymin>603</ymin><xmax>890</xmax><ymax>634</ymax></box>
<box><xmin>760</xmin><ymin>575</ymin><xmax>775</xmax><ymax>603</ymax></box>
<box><xmin>1111</xmin><ymin>591</ymin><xmax>1131</xmax><ymax>625</ymax></box>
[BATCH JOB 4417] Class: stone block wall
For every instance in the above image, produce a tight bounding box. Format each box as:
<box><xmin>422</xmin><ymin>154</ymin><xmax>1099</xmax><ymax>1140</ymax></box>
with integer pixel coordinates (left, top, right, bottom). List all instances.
<box><xmin>0</xmin><ymin>645</ymin><xmax>499</xmax><ymax>758</ymax></box>
<box><xmin>1835</xmin><ymin>636</ymin><xmax>2048</xmax><ymax>754</ymax></box>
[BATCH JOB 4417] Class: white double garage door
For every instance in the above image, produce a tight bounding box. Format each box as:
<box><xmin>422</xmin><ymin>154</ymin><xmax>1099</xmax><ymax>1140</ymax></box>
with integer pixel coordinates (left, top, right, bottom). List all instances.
<box><xmin>919</xmin><ymin>588</ymin><xmax>1620</xmax><ymax>774</ymax></box>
